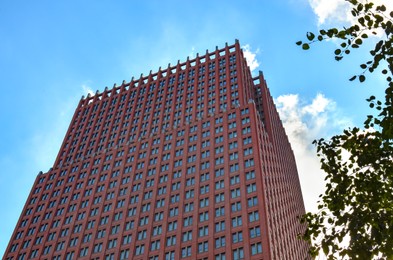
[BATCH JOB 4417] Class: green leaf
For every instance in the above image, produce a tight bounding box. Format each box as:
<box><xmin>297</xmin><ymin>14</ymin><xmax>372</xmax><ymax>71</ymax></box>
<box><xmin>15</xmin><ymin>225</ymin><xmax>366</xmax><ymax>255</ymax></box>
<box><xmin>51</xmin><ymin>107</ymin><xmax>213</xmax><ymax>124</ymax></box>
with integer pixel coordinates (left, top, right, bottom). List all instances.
<box><xmin>358</xmin><ymin>17</ymin><xmax>365</xmax><ymax>26</ymax></box>
<box><xmin>360</xmin><ymin>64</ymin><xmax>367</xmax><ymax>69</ymax></box>
<box><xmin>302</xmin><ymin>43</ymin><xmax>310</xmax><ymax>50</ymax></box>
<box><xmin>349</xmin><ymin>75</ymin><xmax>357</xmax><ymax>81</ymax></box>
<box><xmin>296</xmin><ymin>41</ymin><xmax>302</xmax><ymax>46</ymax></box>
<box><xmin>307</xmin><ymin>32</ymin><xmax>315</xmax><ymax>41</ymax></box>
<box><xmin>359</xmin><ymin>75</ymin><xmax>366</xmax><ymax>82</ymax></box>
<box><xmin>335</xmin><ymin>49</ymin><xmax>341</xmax><ymax>55</ymax></box>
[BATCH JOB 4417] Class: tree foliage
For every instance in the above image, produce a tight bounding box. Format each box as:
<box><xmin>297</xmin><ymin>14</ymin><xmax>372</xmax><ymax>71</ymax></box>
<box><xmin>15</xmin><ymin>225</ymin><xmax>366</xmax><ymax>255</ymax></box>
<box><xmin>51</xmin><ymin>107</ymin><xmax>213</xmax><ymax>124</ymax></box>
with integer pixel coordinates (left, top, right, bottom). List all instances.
<box><xmin>297</xmin><ymin>0</ymin><xmax>393</xmax><ymax>259</ymax></box>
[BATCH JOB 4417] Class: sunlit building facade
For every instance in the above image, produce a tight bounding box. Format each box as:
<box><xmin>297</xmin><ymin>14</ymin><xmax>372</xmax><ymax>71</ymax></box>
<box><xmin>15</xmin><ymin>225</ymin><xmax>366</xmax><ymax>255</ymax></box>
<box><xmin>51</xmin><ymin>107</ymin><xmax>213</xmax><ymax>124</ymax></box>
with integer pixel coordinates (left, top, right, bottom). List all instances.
<box><xmin>4</xmin><ymin>40</ymin><xmax>309</xmax><ymax>259</ymax></box>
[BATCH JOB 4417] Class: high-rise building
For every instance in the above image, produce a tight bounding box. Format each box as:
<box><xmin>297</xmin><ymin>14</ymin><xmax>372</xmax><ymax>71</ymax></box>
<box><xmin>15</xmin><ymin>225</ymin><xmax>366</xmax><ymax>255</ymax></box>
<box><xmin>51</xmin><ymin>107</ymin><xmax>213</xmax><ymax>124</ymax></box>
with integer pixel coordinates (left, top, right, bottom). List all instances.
<box><xmin>4</xmin><ymin>40</ymin><xmax>309</xmax><ymax>260</ymax></box>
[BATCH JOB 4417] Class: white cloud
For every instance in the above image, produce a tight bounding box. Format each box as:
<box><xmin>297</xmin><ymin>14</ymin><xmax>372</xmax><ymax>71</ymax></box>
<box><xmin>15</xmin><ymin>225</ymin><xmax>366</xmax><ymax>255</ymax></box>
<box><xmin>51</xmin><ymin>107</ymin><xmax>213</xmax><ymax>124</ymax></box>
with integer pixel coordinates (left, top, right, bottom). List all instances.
<box><xmin>82</xmin><ymin>84</ymin><xmax>95</xmax><ymax>97</ymax></box>
<box><xmin>309</xmin><ymin>0</ymin><xmax>393</xmax><ymax>26</ymax></box>
<box><xmin>308</xmin><ymin>0</ymin><xmax>353</xmax><ymax>25</ymax></box>
<box><xmin>242</xmin><ymin>44</ymin><xmax>260</xmax><ymax>73</ymax></box>
<box><xmin>275</xmin><ymin>93</ymin><xmax>352</xmax><ymax>212</ymax></box>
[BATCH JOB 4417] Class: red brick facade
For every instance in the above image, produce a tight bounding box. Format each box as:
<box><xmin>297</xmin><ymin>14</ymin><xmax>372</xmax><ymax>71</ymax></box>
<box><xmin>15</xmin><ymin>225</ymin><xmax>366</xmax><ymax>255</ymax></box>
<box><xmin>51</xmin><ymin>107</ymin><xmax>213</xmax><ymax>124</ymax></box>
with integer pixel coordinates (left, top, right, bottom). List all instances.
<box><xmin>4</xmin><ymin>40</ymin><xmax>309</xmax><ymax>259</ymax></box>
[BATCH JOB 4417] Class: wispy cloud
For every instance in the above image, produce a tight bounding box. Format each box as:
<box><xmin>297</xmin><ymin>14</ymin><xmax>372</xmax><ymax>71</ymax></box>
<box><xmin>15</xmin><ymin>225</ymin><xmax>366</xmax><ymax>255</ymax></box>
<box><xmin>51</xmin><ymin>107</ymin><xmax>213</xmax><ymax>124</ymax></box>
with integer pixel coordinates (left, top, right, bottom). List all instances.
<box><xmin>82</xmin><ymin>84</ymin><xmax>95</xmax><ymax>97</ymax></box>
<box><xmin>242</xmin><ymin>44</ymin><xmax>260</xmax><ymax>74</ymax></box>
<box><xmin>275</xmin><ymin>93</ymin><xmax>352</xmax><ymax>212</ymax></box>
<box><xmin>189</xmin><ymin>46</ymin><xmax>196</xmax><ymax>58</ymax></box>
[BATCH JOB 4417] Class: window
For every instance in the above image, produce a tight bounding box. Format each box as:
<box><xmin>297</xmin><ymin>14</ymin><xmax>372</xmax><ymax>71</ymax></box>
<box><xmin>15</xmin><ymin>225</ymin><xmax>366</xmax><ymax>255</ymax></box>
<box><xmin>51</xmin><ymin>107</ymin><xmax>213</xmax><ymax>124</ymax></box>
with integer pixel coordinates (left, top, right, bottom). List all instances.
<box><xmin>244</xmin><ymin>147</ymin><xmax>253</xmax><ymax>156</ymax></box>
<box><xmin>200</xmin><ymin>198</ymin><xmax>209</xmax><ymax>208</ymax></box>
<box><xmin>215</xmin><ymin>168</ymin><xmax>224</xmax><ymax>177</ymax></box>
<box><xmin>215</xmin><ymin>146</ymin><xmax>224</xmax><ymax>154</ymax></box>
<box><xmin>248</xmin><ymin>197</ymin><xmax>258</xmax><ymax>207</ymax></box>
<box><xmin>125</xmin><ymin>221</ymin><xmax>134</xmax><ymax>230</ymax></box>
<box><xmin>183</xmin><ymin>216</ymin><xmax>193</xmax><ymax>227</ymax></box>
<box><xmin>215</xmin><ymin>221</ymin><xmax>225</xmax><ymax>232</ymax></box>
<box><xmin>229</xmin><ymin>141</ymin><xmax>238</xmax><ymax>149</ymax></box>
<box><xmin>232</xmin><ymin>216</ymin><xmax>242</xmax><ymax>227</ymax></box>
<box><xmin>245</xmin><ymin>159</ymin><xmax>254</xmax><ymax>168</ymax></box>
<box><xmin>181</xmin><ymin>246</ymin><xmax>192</xmax><ymax>258</ymax></box>
<box><xmin>106</xmin><ymin>253</ymin><xmax>115</xmax><ymax>260</ymax></box>
<box><xmin>228</xmin><ymin>131</ymin><xmax>237</xmax><ymax>139</ymax></box>
<box><xmin>246</xmin><ymin>170</ymin><xmax>255</xmax><ymax>180</ymax></box>
<box><xmin>199</xmin><ymin>211</ymin><xmax>209</xmax><ymax>222</ymax></box>
<box><xmin>79</xmin><ymin>247</ymin><xmax>89</xmax><ymax>257</ymax></box>
<box><xmin>215</xmin><ymin>206</ymin><xmax>225</xmax><ymax>217</ymax></box>
<box><xmin>166</xmin><ymin>235</ymin><xmax>176</xmax><ymax>246</ymax></box>
<box><xmin>200</xmin><ymin>185</ymin><xmax>209</xmax><ymax>194</ymax></box>
<box><xmin>165</xmin><ymin>251</ymin><xmax>175</xmax><ymax>260</ymax></box>
<box><xmin>201</xmin><ymin>161</ymin><xmax>210</xmax><ymax>170</ymax></box>
<box><xmin>182</xmin><ymin>231</ymin><xmax>192</xmax><ymax>242</ymax></box>
<box><xmin>251</xmin><ymin>243</ymin><xmax>263</xmax><ymax>255</ymax></box>
<box><xmin>66</xmin><ymin>252</ymin><xmax>75</xmax><ymax>260</ymax></box>
<box><xmin>152</xmin><ymin>225</ymin><xmax>162</xmax><ymax>236</ymax></box>
<box><xmin>232</xmin><ymin>231</ymin><xmax>243</xmax><ymax>243</ymax></box>
<box><xmin>198</xmin><ymin>241</ymin><xmax>208</xmax><ymax>253</ymax></box>
<box><xmin>243</xmin><ymin>137</ymin><xmax>252</xmax><ymax>145</ymax></box>
<box><xmin>120</xmin><ymin>250</ymin><xmax>129</xmax><ymax>260</ymax></box>
<box><xmin>171</xmin><ymin>194</ymin><xmax>180</xmax><ymax>203</ymax></box>
<box><xmin>215</xmin><ymin>180</ymin><xmax>224</xmax><ymax>189</ymax></box>
<box><xmin>230</xmin><ymin>175</ymin><xmax>240</xmax><ymax>185</ymax></box>
<box><xmin>97</xmin><ymin>229</ymin><xmax>106</xmax><ymax>239</ymax></box>
<box><xmin>231</xmin><ymin>188</ymin><xmax>241</xmax><ymax>198</ymax></box>
<box><xmin>233</xmin><ymin>248</ymin><xmax>244</xmax><ymax>260</ymax></box>
<box><xmin>215</xmin><ymin>236</ymin><xmax>226</xmax><ymax>248</ymax></box>
<box><xmin>249</xmin><ymin>211</ymin><xmax>260</xmax><ymax>222</ymax></box>
<box><xmin>135</xmin><ymin>245</ymin><xmax>145</xmax><ymax>255</ymax></box>
<box><xmin>139</xmin><ymin>216</ymin><xmax>149</xmax><ymax>226</ymax></box>
<box><xmin>215</xmin><ymin>193</ymin><xmax>224</xmax><ymax>203</ymax></box>
<box><xmin>123</xmin><ymin>235</ymin><xmax>132</xmax><ymax>245</ymax></box>
<box><xmin>168</xmin><ymin>221</ymin><xmax>178</xmax><ymax>231</ymax></box>
<box><xmin>199</xmin><ymin>226</ymin><xmax>208</xmax><ymax>237</ymax></box>
<box><xmin>201</xmin><ymin>150</ymin><xmax>210</xmax><ymax>158</ymax></box>
<box><xmin>215</xmin><ymin>157</ymin><xmax>224</xmax><ymax>165</ymax></box>
<box><xmin>247</xmin><ymin>183</ymin><xmax>257</xmax><ymax>193</ymax></box>
<box><xmin>229</xmin><ymin>152</ymin><xmax>238</xmax><ymax>160</ymax></box>
<box><xmin>184</xmin><ymin>202</ymin><xmax>194</xmax><ymax>212</ymax></box>
<box><xmin>156</xmin><ymin>199</ymin><xmax>165</xmax><ymax>208</ymax></box>
<box><xmin>150</xmin><ymin>240</ymin><xmax>160</xmax><ymax>251</ymax></box>
<box><xmin>186</xmin><ymin>177</ymin><xmax>195</xmax><ymax>186</ymax></box>
<box><xmin>69</xmin><ymin>237</ymin><xmax>78</xmax><ymax>247</ymax></box>
<box><xmin>230</xmin><ymin>163</ymin><xmax>239</xmax><ymax>172</ymax></box>
<box><xmin>250</xmin><ymin>226</ymin><xmax>261</xmax><ymax>238</ymax></box>
<box><xmin>83</xmin><ymin>233</ymin><xmax>92</xmax><ymax>243</ymax></box>
<box><xmin>93</xmin><ymin>243</ymin><xmax>102</xmax><ymax>253</ymax></box>
<box><xmin>169</xmin><ymin>207</ymin><xmax>179</xmax><ymax>217</ymax></box>
<box><xmin>137</xmin><ymin>230</ymin><xmax>147</xmax><ymax>240</ymax></box>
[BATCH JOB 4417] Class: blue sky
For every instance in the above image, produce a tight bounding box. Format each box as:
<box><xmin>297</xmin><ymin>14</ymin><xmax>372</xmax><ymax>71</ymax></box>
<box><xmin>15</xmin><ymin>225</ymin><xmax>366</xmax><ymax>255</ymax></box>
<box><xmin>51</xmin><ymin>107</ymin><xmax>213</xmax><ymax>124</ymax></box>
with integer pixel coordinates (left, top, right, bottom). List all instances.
<box><xmin>0</xmin><ymin>0</ymin><xmax>389</xmax><ymax>256</ymax></box>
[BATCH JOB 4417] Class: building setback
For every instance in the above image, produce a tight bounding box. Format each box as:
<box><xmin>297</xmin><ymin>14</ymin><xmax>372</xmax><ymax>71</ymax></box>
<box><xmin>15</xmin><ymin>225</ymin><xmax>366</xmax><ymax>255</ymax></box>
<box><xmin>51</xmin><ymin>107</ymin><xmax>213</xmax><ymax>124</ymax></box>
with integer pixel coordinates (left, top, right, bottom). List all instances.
<box><xmin>4</xmin><ymin>40</ymin><xmax>310</xmax><ymax>260</ymax></box>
